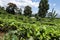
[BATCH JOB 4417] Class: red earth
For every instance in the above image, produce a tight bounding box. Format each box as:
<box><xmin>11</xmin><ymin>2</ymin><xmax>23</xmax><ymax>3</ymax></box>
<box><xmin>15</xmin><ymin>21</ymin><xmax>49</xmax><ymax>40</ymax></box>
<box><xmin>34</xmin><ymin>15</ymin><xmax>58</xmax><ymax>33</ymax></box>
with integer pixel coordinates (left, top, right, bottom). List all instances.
<box><xmin>0</xmin><ymin>31</ymin><xmax>4</xmax><ymax>40</ymax></box>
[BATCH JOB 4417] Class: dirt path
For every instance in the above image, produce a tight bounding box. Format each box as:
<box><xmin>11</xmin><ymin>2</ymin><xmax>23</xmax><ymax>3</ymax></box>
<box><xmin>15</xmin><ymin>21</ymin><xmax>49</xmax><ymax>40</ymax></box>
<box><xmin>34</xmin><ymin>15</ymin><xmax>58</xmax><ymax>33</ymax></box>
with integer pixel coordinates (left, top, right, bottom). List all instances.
<box><xmin>0</xmin><ymin>32</ymin><xmax>5</xmax><ymax>40</ymax></box>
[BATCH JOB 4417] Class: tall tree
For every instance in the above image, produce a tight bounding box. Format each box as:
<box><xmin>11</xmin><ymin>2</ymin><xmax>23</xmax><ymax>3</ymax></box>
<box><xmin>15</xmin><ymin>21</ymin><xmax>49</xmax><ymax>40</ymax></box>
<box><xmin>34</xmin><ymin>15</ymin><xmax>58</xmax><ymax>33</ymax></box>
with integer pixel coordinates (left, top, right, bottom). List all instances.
<box><xmin>24</xmin><ymin>6</ymin><xmax>32</xmax><ymax>16</ymax></box>
<box><xmin>0</xmin><ymin>6</ymin><xmax>5</xmax><ymax>10</ymax></box>
<box><xmin>18</xmin><ymin>8</ymin><xmax>22</xmax><ymax>15</ymax></box>
<box><xmin>6</xmin><ymin>3</ymin><xmax>17</xmax><ymax>14</ymax></box>
<box><xmin>48</xmin><ymin>8</ymin><xmax>57</xmax><ymax>19</ymax></box>
<box><xmin>15</xmin><ymin>8</ymin><xmax>22</xmax><ymax>15</ymax></box>
<box><xmin>38</xmin><ymin>0</ymin><xmax>49</xmax><ymax>18</ymax></box>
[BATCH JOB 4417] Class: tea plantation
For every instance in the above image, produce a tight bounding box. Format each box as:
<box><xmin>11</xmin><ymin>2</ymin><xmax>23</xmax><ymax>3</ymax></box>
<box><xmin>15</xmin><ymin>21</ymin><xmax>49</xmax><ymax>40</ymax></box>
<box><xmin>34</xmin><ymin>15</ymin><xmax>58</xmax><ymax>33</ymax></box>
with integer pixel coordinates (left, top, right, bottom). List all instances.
<box><xmin>0</xmin><ymin>13</ymin><xmax>60</xmax><ymax>40</ymax></box>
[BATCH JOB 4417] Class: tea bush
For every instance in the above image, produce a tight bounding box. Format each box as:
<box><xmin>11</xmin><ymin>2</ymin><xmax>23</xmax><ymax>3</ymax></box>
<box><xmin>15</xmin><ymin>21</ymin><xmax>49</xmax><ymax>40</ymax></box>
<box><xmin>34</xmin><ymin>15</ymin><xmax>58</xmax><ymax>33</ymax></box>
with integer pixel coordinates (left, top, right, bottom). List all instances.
<box><xmin>0</xmin><ymin>13</ymin><xmax>60</xmax><ymax>40</ymax></box>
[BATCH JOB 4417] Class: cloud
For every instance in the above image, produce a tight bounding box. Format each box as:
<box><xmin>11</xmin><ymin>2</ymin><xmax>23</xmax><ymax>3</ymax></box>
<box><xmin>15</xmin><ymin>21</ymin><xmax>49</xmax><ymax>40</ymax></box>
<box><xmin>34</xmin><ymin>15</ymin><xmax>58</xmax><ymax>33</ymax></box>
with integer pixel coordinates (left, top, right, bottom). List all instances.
<box><xmin>53</xmin><ymin>3</ymin><xmax>56</xmax><ymax>7</ymax></box>
<box><xmin>0</xmin><ymin>0</ymin><xmax>39</xmax><ymax>13</ymax></box>
<box><xmin>49</xmin><ymin>3</ymin><xmax>56</xmax><ymax>7</ymax></box>
<box><xmin>0</xmin><ymin>0</ymin><xmax>39</xmax><ymax>8</ymax></box>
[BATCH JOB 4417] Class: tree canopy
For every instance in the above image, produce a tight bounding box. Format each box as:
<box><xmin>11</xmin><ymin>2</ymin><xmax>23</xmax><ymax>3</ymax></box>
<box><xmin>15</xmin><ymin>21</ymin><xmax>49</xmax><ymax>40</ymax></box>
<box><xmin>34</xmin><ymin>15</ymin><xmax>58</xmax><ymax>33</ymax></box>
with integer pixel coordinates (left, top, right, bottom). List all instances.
<box><xmin>38</xmin><ymin>0</ymin><xmax>49</xmax><ymax>18</ymax></box>
<box><xmin>24</xmin><ymin>6</ymin><xmax>32</xmax><ymax>16</ymax></box>
<box><xmin>6</xmin><ymin>3</ymin><xmax>17</xmax><ymax>14</ymax></box>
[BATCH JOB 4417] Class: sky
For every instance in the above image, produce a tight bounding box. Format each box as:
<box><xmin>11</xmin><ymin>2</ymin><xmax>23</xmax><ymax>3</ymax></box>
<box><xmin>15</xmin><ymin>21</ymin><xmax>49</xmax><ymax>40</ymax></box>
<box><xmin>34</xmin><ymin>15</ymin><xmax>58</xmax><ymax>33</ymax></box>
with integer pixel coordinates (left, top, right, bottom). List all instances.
<box><xmin>0</xmin><ymin>0</ymin><xmax>60</xmax><ymax>17</ymax></box>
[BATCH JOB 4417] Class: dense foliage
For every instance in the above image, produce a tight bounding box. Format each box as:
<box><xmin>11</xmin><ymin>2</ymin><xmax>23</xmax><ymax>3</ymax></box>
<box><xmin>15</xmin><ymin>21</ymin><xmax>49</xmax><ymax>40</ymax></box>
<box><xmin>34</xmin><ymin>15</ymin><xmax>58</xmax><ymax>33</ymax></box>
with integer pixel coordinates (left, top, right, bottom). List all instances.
<box><xmin>0</xmin><ymin>12</ymin><xmax>60</xmax><ymax>40</ymax></box>
<box><xmin>6</xmin><ymin>3</ymin><xmax>17</xmax><ymax>14</ymax></box>
<box><xmin>38</xmin><ymin>0</ymin><xmax>49</xmax><ymax>18</ymax></box>
<box><xmin>24</xmin><ymin>6</ymin><xmax>32</xmax><ymax>16</ymax></box>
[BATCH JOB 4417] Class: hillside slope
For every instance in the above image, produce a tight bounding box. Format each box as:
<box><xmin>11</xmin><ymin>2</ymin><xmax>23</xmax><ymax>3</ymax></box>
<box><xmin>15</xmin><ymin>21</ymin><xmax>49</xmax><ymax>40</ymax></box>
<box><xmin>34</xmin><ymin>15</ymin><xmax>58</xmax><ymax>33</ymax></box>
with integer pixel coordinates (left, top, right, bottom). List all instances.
<box><xmin>0</xmin><ymin>13</ymin><xmax>60</xmax><ymax>40</ymax></box>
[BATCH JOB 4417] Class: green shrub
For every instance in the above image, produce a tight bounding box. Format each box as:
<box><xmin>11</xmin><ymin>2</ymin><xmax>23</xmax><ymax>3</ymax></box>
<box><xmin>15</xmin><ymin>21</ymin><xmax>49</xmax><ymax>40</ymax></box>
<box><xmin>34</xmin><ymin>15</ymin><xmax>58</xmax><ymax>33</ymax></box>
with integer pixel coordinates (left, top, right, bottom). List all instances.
<box><xmin>0</xmin><ymin>12</ymin><xmax>60</xmax><ymax>40</ymax></box>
